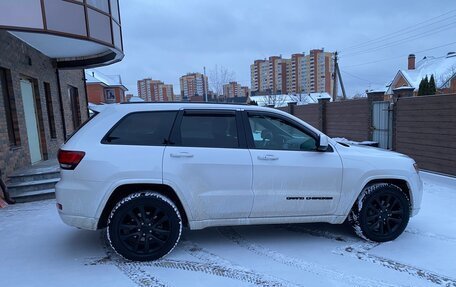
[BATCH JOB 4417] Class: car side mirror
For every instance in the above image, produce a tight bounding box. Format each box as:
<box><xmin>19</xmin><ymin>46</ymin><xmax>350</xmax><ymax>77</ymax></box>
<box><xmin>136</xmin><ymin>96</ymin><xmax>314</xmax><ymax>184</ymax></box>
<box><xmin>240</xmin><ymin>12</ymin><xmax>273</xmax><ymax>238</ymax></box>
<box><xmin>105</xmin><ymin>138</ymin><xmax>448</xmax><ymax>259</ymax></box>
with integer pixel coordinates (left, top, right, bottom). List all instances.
<box><xmin>317</xmin><ymin>134</ymin><xmax>329</xmax><ymax>151</ymax></box>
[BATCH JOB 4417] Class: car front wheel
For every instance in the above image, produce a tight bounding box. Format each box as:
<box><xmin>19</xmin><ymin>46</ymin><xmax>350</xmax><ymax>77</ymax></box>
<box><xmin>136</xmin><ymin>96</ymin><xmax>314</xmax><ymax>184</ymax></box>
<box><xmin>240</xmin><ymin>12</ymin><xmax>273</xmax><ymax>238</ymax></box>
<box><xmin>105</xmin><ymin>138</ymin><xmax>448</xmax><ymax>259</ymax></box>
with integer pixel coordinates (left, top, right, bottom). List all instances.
<box><xmin>349</xmin><ymin>183</ymin><xmax>410</xmax><ymax>242</ymax></box>
<box><xmin>107</xmin><ymin>192</ymin><xmax>182</xmax><ymax>261</ymax></box>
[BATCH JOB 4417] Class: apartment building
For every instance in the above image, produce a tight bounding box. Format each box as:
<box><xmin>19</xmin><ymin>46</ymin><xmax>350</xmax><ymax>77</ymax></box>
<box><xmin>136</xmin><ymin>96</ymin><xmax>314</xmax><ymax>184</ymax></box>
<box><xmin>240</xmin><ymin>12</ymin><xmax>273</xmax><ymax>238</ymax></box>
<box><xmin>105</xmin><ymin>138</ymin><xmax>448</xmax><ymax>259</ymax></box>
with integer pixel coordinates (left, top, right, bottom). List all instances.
<box><xmin>302</xmin><ymin>49</ymin><xmax>334</xmax><ymax>94</ymax></box>
<box><xmin>250</xmin><ymin>60</ymin><xmax>269</xmax><ymax>94</ymax></box>
<box><xmin>250</xmin><ymin>49</ymin><xmax>334</xmax><ymax>95</ymax></box>
<box><xmin>158</xmin><ymin>84</ymin><xmax>174</xmax><ymax>102</ymax></box>
<box><xmin>137</xmin><ymin>78</ymin><xmax>174</xmax><ymax>102</ymax></box>
<box><xmin>179</xmin><ymin>73</ymin><xmax>208</xmax><ymax>101</ymax></box>
<box><xmin>291</xmin><ymin>53</ymin><xmax>305</xmax><ymax>93</ymax></box>
<box><xmin>240</xmin><ymin>86</ymin><xmax>250</xmax><ymax>97</ymax></box>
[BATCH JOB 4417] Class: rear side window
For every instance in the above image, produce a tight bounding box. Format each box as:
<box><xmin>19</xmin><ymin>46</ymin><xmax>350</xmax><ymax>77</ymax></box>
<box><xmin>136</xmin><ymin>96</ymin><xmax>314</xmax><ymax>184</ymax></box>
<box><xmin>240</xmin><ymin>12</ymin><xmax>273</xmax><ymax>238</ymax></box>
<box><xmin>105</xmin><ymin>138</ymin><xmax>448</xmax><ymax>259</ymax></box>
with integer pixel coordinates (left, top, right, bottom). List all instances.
<box><xmin>102</xmin><ymin>111</ymin><xmax>177</xmax><ymax>146</ymax></box>
<box><xmin>176</xmin><ymin>112</ymin><xmax>239</xmax><ymax>148</ymax></box>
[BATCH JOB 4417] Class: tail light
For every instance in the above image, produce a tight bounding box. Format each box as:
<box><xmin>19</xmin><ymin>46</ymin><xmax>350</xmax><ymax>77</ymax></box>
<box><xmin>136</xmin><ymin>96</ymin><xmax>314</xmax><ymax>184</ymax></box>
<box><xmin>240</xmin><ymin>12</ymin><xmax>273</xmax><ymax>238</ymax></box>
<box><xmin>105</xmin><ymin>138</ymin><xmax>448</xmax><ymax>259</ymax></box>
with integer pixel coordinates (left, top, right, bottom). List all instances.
<box><xmin>58</xmin><ymin>149</ymin><xmax>85</xmax><ymax>170</ymax></box>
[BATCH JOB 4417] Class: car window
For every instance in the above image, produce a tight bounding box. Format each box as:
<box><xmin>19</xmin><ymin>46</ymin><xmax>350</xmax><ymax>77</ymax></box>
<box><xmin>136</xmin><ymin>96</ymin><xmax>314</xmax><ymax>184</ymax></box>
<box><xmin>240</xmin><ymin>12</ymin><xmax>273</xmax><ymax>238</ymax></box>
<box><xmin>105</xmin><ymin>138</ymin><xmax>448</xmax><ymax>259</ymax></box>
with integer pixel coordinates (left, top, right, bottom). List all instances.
<box><xmin>178</xmin><ymin>113</ymin><xmax>239</xmax><ymax>148</ymax></box>
<box><xmin>248</xmin><ymin>114</ymin><xmax>316</xmax><ymax>151</ymax></box>
<box><xmin>102</xmin><ymin>111</ymin><xmax>177</xmax><ymax>146</ymax></box>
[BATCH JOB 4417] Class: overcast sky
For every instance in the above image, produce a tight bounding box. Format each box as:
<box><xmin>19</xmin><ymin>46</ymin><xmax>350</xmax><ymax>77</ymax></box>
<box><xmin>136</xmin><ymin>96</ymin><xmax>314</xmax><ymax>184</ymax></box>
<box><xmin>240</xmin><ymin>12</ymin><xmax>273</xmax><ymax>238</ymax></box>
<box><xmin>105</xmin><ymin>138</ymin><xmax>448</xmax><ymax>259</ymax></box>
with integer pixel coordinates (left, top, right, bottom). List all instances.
<box><xmin>98</xmin><ymin>0</ymin><xmax>456</xmax><ymax>97</ymax></box>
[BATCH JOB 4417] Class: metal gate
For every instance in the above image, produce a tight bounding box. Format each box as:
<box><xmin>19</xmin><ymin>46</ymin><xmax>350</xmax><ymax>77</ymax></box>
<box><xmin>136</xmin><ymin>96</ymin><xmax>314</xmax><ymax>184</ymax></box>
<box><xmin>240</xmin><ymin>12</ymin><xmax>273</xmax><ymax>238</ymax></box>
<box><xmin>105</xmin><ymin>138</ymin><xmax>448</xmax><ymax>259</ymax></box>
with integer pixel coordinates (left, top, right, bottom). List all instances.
<box><xmin>372</xmin><ymin>101</ymin><xmax>392</xmax><ymax>149</ymax></box>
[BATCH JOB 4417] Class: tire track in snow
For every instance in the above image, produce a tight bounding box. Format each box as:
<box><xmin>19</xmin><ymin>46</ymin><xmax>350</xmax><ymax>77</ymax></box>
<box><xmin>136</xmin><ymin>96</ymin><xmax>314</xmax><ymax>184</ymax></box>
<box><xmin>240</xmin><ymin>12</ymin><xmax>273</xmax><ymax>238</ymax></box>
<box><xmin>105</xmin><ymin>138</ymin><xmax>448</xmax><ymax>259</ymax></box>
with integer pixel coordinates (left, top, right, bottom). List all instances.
<box><xmin>277</xmin><ymin>224</ymin><xmax>456</xmax><ymax>286</ymax></box>
<box><xmin>179</xmin><ymin>239</ymin><xmax>305</xmax><ymax>287</ymax></box>
<box><xmin>276</xmin><ymin>224</ymin><xmax>358</xmax><ymax>243</ymax></box>
<box><xmin>405</xmin><ymin>228</ymin><xmax>456</xmax><ymax>243</ymax></box>
<box><xmin>218</xmin><ymin>227</ymin><xmax>398</xmax><ymax>287</ymax></box>
<box><xmin>85</xmin><ymin>232</ymin><xmax>172</xmax><ymax>287</ymax></box>
<box><xmin>89</xmin><ymin>232</ymin><xmax>301</xmax><ymax>286</ymax></box>
<box><xmin>334</xmin><ymin>242</ymin><xmax>456</xmax><ymax>287</ymax></box>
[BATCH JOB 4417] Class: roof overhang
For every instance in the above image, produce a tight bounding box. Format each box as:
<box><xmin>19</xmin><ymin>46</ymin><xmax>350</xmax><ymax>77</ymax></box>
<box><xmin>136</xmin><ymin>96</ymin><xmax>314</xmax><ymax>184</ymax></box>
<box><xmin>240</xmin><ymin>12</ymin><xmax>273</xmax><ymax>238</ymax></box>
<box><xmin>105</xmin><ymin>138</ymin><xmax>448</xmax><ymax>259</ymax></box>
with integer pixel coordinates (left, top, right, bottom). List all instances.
<box><xmin>6</xmin><ymin>30</ymin><xmax>123</xmax><ymax>69</ymax></box>
<box><xmin>0</xmin><ymin>0</ymin><xmax>124</xmax><ymax>69</ymax></box>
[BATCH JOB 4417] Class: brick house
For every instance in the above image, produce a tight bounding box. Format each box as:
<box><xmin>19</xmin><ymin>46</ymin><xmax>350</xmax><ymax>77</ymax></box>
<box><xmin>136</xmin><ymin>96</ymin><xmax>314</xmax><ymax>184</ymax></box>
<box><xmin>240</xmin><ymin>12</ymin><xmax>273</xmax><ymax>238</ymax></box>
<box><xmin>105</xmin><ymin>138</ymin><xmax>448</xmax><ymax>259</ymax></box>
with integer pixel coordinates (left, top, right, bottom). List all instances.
<box><xmin>0</xmin><ymin>0</ymin><xmax>124</xmax><ymax>181</ymax></box>
<box><xmin>86</xmin><ymin>69</ymin><xmax>128</xmax><ymax>104</ymax></box>
<box><xmin>386</xmin><ymin>53</ymin><xmax>456</xmax><ymax>96</ymax></box>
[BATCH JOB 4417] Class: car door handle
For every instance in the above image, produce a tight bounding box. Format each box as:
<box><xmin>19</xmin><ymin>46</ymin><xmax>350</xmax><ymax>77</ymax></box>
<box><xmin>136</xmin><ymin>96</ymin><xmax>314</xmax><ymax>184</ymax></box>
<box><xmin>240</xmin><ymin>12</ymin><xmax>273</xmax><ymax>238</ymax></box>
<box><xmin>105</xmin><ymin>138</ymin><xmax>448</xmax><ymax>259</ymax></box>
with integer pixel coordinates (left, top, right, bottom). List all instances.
<box><xmin>170</xmin><ymin>152</ymin><xmax>194</xmax><ymax>158</ymax></box>
<box><xmin>258</xmin><ymin>154</ymin><xmax>278</xmax><ymax>160</ymax></box>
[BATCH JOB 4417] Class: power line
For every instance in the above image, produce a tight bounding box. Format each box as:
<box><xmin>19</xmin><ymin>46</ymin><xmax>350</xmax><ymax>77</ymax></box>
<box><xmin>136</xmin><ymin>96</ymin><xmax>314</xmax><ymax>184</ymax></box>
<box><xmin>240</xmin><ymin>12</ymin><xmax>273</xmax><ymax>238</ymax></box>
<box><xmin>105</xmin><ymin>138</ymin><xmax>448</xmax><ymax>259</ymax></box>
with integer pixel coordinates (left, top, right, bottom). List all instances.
<box><xmin>341</xmin><ymin>9</ymin><xmax>456</xmax><ymax>52</ymax></box>
<box><xmin>341</xmin><ymin>70</ymin><xmax>373</xmax><ymax>83</ymax></box>
<box><xmin>341</xmin><ymin>20</ymin><xmax>456</xmax><ymax>57</ymax></box>
<box><xmin>342</xmin><ymin>40</ymin><xmax>456</xmax><ymax>68</ymax></box>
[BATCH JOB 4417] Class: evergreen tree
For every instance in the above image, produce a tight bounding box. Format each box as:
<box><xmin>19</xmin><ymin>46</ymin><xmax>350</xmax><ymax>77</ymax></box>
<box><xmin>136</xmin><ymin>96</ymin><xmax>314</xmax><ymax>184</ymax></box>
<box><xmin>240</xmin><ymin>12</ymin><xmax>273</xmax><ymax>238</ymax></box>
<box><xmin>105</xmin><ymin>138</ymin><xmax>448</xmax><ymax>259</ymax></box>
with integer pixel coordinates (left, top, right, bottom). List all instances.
<box><xmin>418</xmin><ymin>78</ymin><xmax>426</xmax><ymax>96</ymax></box>
<box><xmin>417</xmin><ymin>76</ymin><xmax>431</xmax><ymax>96</ymax></box>
<box><xmin>429</xmin><ymin>74</ymin><xmax>436</xmax><ymax>95</ymax></box>
<box><xmin>423</xmin><ymin>75</ymin><xmax>430</xmax><ymax>95</ymax></box>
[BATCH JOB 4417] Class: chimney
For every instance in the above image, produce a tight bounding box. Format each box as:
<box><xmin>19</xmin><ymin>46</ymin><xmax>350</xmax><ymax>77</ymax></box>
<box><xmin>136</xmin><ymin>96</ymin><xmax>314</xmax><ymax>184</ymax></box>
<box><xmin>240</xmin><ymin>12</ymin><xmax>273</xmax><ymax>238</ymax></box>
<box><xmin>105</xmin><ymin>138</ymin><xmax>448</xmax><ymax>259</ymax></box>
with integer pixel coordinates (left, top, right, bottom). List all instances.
<box><xmin>408</xmin><ymin>54</ymin><xmax>416</xmax><ymax>70</ymax></box>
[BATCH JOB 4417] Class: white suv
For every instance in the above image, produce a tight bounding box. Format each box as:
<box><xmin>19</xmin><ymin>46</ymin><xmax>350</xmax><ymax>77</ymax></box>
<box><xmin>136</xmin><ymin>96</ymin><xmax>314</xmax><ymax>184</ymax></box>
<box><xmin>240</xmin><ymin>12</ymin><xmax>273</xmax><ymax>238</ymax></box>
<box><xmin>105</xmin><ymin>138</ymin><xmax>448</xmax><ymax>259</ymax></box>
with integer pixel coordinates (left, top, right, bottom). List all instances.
<box><xmin>56</xmin><ymin>103</ymin><xmax>423</xmax><ymax>261</ymax></box>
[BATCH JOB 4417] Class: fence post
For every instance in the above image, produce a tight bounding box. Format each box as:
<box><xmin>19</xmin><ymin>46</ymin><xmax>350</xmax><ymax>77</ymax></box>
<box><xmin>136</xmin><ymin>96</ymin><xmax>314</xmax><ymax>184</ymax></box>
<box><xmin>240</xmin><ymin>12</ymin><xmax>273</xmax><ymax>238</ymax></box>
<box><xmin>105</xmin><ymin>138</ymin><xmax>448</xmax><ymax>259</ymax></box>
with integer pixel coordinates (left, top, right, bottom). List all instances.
<box><xmin>318</xmin><ymin>98</ymin><xmax>329</xmax><ymax>133</ymax></box>
<box><xmin>391</xmin><ymin>95</ymin><xmax>399</xmax><ymax>151</ymax></box>
<box><xmin>287</xmin><ymin>101</ymin><xmax>297</xmax><ymax>116</ymax></box>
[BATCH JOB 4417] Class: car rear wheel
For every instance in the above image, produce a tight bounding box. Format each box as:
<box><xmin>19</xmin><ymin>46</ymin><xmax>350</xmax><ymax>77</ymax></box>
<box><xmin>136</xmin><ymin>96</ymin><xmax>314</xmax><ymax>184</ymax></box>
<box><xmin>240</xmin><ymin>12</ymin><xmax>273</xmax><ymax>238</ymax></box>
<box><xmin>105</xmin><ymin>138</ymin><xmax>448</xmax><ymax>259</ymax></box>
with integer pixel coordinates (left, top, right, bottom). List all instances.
<box><xmin>107</xmin><ymin>192</ymin><xmax>182</xmax><ymax>261</ymax></box>
<box><xmin>349</xmin><ymin>183</ymin><xmax>410</xmax><ymax>242</ymax></box>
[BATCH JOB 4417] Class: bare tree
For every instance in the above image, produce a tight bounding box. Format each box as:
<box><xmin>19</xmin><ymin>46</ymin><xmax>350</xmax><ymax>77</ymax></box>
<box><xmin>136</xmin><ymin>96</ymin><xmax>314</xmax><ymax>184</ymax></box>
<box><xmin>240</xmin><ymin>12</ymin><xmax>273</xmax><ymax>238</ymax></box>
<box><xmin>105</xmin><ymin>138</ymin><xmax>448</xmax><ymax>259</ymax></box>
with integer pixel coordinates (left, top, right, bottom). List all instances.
<box><xmin>264</xmin><ymin>92</ymin><xmax>287</xmax><ymax>107</ymax></box>
<box><xmin>209</xmin><ymin>65</ymin><xmax>235</xmax><ymax>100</ymax></box>
<box><xmin>438</xmin><ymin>64</ymin><xmax>456</xmax><ymax>93</ymax></box>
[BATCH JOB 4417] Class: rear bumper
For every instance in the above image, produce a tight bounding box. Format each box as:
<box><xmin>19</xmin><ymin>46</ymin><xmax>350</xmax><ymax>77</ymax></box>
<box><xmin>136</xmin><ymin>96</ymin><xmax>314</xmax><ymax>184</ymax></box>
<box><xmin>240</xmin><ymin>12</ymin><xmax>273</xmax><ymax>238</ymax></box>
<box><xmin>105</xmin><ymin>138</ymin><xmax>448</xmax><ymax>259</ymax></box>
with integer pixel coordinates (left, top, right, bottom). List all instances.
<box><xmin>58</xmin><ymin>212</ymin><xmax>98</xmax><ymax>230</ymax></box>
<box><xmin>55</xmin><ymin>177</ymin><xmax>107</xmax><ymax>230</ymax></box>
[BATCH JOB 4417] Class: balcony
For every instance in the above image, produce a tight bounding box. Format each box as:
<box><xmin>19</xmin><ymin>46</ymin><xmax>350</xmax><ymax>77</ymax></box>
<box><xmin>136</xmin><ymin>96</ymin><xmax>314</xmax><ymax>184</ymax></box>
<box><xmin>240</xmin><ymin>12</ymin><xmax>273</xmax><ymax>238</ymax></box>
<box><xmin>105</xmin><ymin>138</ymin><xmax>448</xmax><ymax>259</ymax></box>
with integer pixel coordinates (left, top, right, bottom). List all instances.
<box><xmin>0</xmin><ymin>0</ymin><xmax>124</xmax><ymax>68</ymax></box>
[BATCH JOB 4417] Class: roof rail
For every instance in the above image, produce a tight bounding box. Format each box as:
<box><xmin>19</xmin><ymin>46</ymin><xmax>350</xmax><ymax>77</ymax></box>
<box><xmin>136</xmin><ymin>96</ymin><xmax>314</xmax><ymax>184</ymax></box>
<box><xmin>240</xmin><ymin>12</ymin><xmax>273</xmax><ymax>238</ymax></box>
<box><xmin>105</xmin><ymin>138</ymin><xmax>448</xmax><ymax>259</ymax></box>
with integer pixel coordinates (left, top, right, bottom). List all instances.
<box><xmin>120</xmin><ymin>101</ymin><xmax>250</xmax><ymax>106</ymax></box>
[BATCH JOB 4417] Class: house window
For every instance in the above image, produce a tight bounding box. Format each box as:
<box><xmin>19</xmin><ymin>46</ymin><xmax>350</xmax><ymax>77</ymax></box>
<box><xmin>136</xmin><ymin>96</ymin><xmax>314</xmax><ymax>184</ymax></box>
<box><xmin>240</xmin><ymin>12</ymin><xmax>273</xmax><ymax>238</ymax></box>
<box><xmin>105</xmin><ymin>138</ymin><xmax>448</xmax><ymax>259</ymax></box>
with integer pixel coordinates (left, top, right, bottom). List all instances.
<box><xmin>44</xmin><ymin>82</ymin><xmax>56</xmax><ymax>139</ymax></box>
<box><xmin>0</xmin><ymin>68</ymin><xmax>21</xmax><ymax>147</ymax></box>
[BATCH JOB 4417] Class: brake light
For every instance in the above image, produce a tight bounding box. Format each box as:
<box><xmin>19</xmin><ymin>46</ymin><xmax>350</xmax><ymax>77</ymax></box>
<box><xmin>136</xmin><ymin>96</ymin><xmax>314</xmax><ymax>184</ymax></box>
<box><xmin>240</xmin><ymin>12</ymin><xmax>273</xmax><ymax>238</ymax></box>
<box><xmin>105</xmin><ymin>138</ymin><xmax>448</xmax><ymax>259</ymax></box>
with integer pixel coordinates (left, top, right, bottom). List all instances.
<box><xmin>58</xmin><ymin>149</ymin><xmax>85</xmax><ymax>170</ymax></box>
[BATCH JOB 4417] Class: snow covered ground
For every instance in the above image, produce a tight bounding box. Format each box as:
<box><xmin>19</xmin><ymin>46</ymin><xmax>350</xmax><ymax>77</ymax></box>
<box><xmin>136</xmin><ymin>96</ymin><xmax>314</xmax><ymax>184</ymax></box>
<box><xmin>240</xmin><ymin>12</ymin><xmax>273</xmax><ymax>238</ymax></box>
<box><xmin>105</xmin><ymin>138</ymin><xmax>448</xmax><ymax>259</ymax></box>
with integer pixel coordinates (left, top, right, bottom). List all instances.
<box><xmin>0</xmin><ymin>172</ymin><xmax>455</xmax><ymax>287</ymax></box>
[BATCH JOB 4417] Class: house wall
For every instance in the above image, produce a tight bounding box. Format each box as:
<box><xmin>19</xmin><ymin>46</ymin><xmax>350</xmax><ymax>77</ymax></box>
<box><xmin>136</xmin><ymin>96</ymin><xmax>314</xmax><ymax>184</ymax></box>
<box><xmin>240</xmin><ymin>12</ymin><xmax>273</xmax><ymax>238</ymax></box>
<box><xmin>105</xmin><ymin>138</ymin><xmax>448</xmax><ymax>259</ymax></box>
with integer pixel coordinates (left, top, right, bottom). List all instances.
<box><xmin>114</xmin><ymin>87</ymin><xmax>125</xmax><ymax>103</ymax></box>
<box><xmin>392</xmin><ymin>75</ymin><xmax>409</xmax><ymax>90</ymax></box>
<box><xmin>0</xmin><ymin>31</ymin><xmax>87</xmax><ymax>180</ymax></box>
<box><xmin>87</xmin><ymin>84</ymin><xmax>105</xmax><ymax>104</ymax></box>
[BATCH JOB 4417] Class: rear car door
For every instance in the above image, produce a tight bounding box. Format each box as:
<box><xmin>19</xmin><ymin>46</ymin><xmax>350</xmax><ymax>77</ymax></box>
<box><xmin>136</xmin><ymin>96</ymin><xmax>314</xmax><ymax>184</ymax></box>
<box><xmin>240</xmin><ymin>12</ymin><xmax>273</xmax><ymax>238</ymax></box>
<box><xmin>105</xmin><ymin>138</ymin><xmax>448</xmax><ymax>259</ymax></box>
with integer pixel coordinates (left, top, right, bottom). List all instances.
<box><xmin>163</xmin><ymin>109</ymin><xmax>254</xmax><ymax>221</ymax></box>
<box><xmin>244</xmin><ymin>111</ymin><xmax>343</xmax><ymax>217</ymax></box>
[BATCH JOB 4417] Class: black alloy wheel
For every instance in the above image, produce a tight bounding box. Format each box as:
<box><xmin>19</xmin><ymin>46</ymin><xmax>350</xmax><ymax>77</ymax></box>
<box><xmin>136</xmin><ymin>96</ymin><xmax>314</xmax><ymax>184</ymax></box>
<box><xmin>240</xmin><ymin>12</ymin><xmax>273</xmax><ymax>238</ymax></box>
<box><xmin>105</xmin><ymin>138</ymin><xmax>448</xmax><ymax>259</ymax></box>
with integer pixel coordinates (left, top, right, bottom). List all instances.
<box><xmin>350</xmin><ymin>184</ymin><xmax>410</xmax><ymax>242</ymax></box>
<box><xmin>108</xmin><ymin>192</ymin><xmax>182</xmax><ymax>261</ymax></box>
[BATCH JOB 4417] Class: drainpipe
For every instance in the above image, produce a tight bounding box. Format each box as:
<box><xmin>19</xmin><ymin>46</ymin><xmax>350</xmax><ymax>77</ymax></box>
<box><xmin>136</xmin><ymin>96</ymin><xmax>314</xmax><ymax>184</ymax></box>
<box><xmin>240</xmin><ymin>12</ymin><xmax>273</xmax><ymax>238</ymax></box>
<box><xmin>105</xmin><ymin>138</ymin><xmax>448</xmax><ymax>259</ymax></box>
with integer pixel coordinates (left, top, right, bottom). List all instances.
<box><xmin>56</xmin><ymin>69</ymin><xmax>67</xmax><ymax>141</ymax></box>
<box><xmin>83</xmin><ymin>69</ymin><xmax>90</xmax><ymax>118</ymax></box>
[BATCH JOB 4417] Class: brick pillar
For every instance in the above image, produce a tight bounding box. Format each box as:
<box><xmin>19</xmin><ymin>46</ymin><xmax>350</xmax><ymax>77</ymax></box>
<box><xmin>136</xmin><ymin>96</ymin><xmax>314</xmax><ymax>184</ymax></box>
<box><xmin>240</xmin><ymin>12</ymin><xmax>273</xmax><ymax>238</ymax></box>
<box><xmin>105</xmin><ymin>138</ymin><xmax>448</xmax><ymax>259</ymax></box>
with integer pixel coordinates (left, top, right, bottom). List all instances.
<box><xmin>318</xmin><ymin>98</ymin><xmax>329</xmax><ymax>133</ymax></box>
<box><xmin>287</xmin><ymin>101</ymin><xmax>297</xmax><ymax>116</ymax></box>
<box><xmin>366</xmin><ymin>91</ymin><xmax>386</xmax><ymax>141</ymax></box>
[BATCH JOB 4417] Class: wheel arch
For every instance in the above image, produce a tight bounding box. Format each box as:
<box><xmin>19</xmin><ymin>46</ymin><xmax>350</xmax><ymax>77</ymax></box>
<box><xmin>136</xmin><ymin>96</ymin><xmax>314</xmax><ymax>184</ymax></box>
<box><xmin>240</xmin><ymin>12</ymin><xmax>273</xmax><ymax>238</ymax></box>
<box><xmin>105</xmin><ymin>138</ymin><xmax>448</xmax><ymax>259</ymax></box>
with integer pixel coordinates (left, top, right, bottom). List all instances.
<box><xmin>352</xmin><ymin>178</ymin><xmax>412</xmax><ymax>213</ymax></box>
<box><xmin>364</xmin><ymin>178</ymin><xmax>411</xmax><ymax>202</ymax></box>
<box><xmin>97</xmin><ymin>183</ymin><xmax>190</xmax><ymax>229</ymax></box>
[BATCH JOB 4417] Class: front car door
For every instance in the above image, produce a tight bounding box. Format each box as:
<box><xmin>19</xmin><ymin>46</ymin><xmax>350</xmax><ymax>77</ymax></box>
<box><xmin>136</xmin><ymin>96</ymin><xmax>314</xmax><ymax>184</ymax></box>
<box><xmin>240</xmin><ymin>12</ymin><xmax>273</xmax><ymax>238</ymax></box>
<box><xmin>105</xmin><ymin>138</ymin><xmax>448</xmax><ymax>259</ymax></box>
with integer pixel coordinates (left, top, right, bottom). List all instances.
<box><xmin>163</xmin><ymin>109</ymin><xmax>253</xmax><ymax>221</ymax></box>
<box><xmin>244</xmin><ymin>111</ymin><xmax>343</xmax><ymax>217</ymax></box>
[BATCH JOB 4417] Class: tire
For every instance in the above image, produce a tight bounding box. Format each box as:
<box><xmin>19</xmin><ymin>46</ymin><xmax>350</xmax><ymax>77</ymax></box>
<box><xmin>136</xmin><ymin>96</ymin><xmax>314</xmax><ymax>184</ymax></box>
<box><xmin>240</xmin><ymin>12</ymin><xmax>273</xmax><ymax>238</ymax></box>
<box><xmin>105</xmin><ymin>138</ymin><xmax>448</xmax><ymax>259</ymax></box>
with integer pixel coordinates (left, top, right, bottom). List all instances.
<box><xmin>348</xmin><ymin>183</ymin><xmax>410</xmax><ymax>242</ymax></box>
<box><xmin>107</xmin><ymin>192</ymin><xmax>182</xmax><ymax>261</ymax></box>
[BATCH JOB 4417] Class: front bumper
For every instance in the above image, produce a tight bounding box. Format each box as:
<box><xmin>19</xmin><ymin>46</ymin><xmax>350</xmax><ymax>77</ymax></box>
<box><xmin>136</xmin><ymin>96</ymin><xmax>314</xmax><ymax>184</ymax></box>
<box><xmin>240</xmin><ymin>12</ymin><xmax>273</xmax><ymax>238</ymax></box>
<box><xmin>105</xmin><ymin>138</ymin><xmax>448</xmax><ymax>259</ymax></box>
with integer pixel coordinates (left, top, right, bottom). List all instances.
<box><xmin>410</xmin><ymin>172</ymin><xmax>423</xmax><ymax>217</ymax></box>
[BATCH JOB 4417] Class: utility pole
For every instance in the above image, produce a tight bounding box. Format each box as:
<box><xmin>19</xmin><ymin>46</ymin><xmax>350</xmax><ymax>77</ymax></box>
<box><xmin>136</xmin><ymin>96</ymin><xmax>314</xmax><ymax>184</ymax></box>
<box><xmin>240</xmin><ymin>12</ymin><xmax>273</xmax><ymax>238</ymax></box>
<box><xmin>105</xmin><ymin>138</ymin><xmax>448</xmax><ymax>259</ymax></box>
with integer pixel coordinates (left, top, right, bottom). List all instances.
<box><xmin>332</xmin><ymin>51</ymin><xmax>347</xmax><ymax>101</ymax></box>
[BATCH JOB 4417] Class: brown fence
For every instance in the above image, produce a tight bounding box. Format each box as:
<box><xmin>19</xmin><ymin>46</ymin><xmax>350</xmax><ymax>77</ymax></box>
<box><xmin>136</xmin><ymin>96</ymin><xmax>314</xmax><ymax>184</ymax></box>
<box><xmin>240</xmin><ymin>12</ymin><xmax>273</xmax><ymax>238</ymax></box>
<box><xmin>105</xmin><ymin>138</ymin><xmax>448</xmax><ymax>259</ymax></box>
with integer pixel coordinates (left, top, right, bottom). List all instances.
<box><xmin>394</xmin><ymin>95</ymin><xmax>456</xmax><ymax>175</ymax></box>
<box><xmin>277</xmin><ymin>104</ymin><xmax>322</xmax><ymax>129</ymax></box>
<box><xmin>326</xmin><ymin>99</ymin><xmax>369</xmax><ymax>142</ymax></box>
<box><xmin>279</xmin><ymin>93</ymin><xmax>456</xmax><ymax>176</ymax></box>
